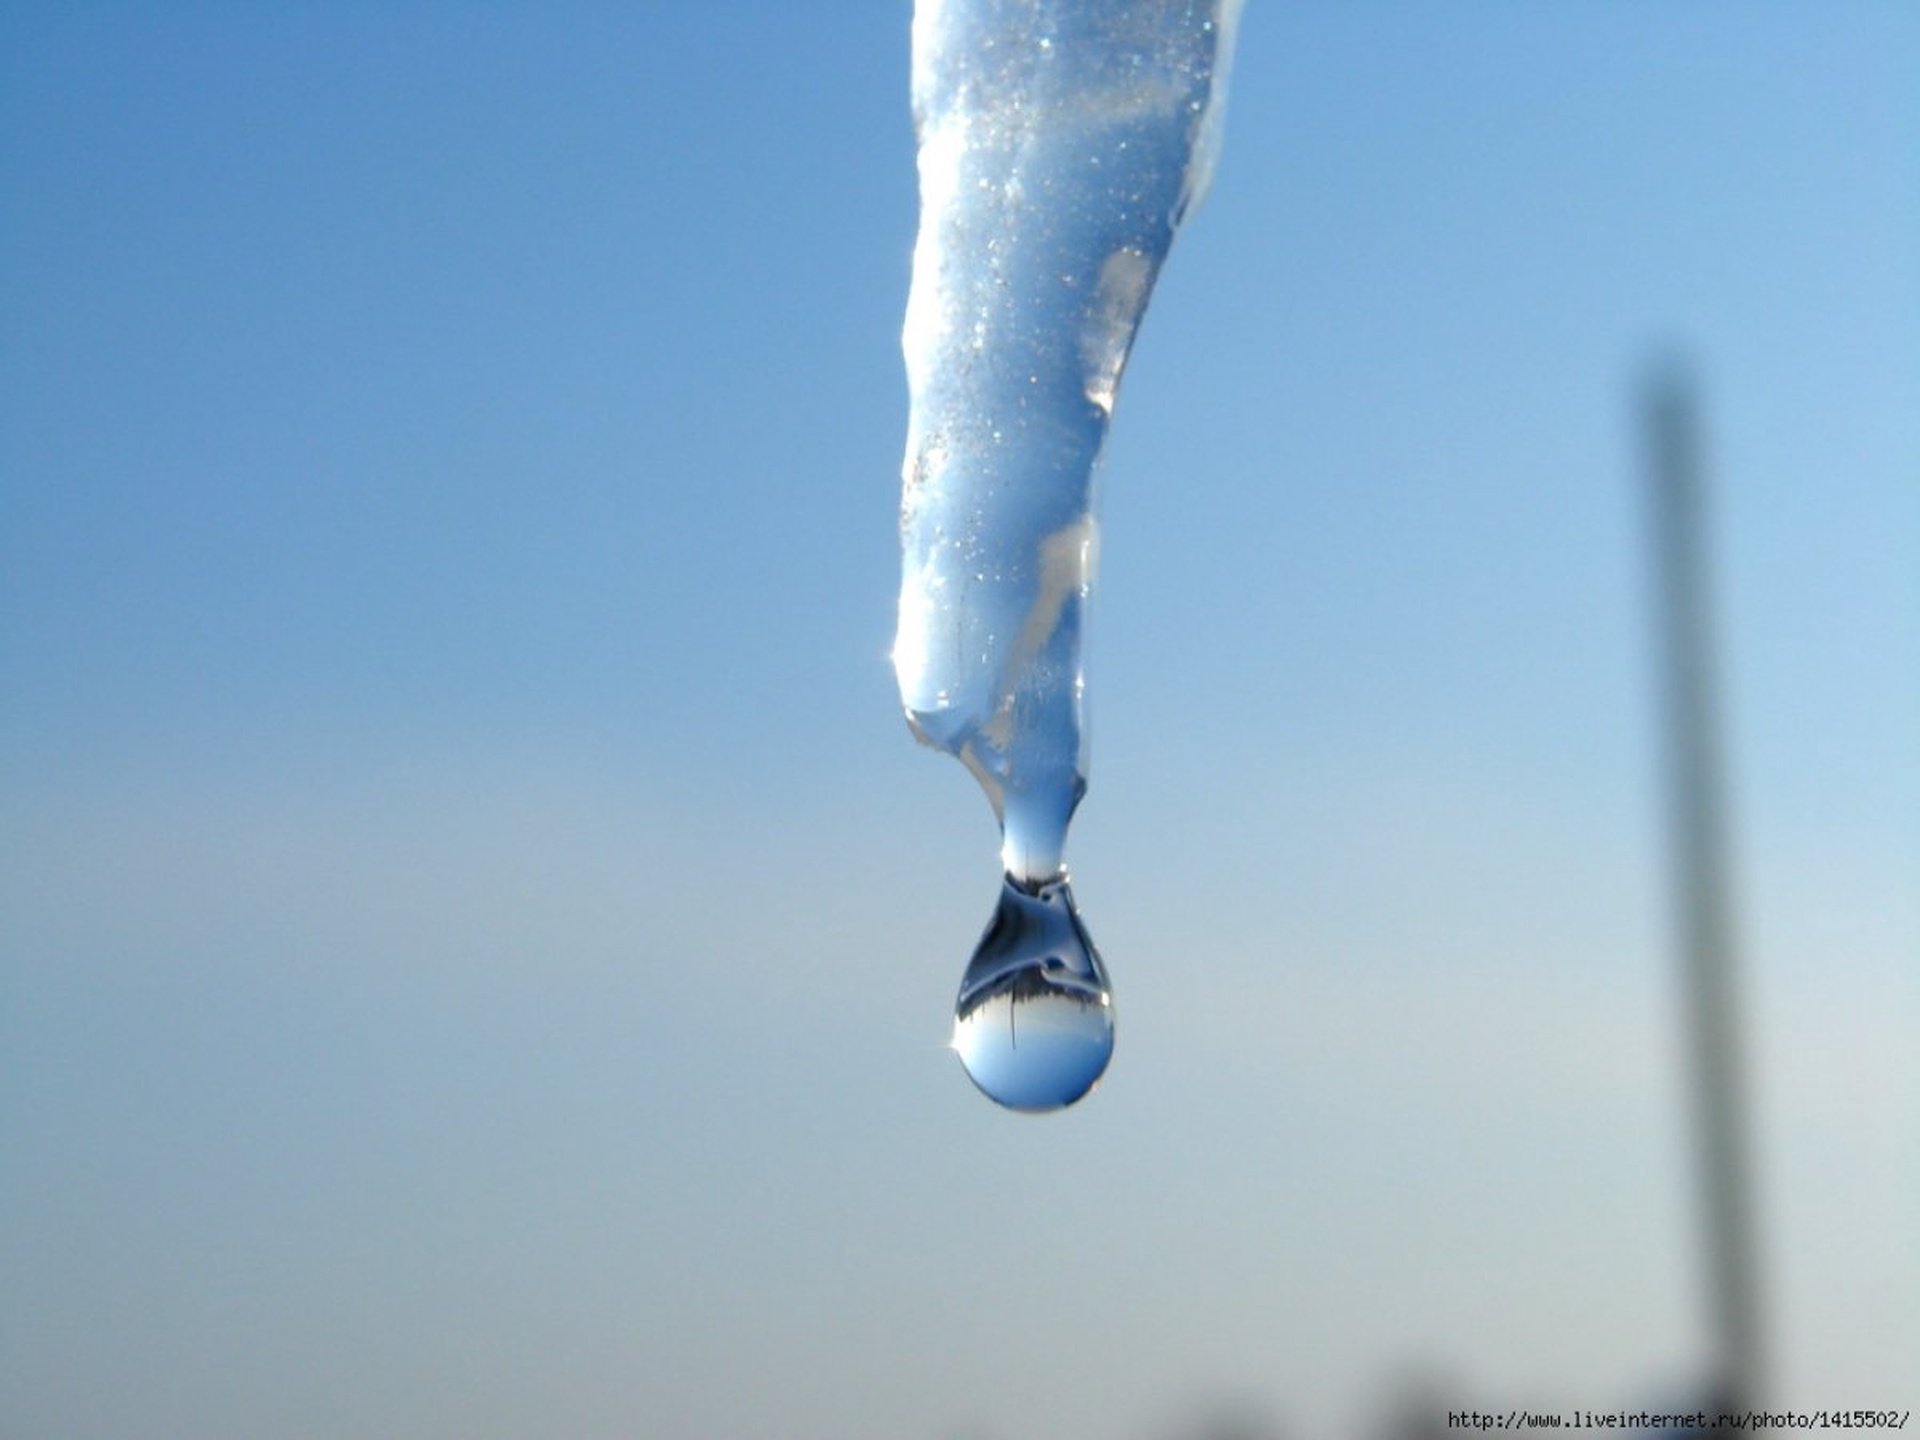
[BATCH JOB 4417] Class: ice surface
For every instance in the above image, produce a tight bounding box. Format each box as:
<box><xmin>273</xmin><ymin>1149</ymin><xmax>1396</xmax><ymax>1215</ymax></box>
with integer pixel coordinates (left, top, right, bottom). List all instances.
<box><xmin>893</xmin><ymin>0</ymin><xmax>1241</xmax><ymax>883</ymax></box>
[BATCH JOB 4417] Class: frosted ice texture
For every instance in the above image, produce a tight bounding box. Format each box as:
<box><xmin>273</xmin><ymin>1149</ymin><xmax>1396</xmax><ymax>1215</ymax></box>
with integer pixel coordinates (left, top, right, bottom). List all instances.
<box><xmin>893</xmin><ymin>0</ymin><xmax>1240</xmax><ymax>883</ymax></box>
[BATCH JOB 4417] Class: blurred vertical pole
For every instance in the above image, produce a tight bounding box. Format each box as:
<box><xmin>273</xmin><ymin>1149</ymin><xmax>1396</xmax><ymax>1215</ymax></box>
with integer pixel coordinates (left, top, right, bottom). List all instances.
<box><xmin>1641</xmin><ymin>361</ymin><xmax>1764</xmax><ymax>1409</ymax></box>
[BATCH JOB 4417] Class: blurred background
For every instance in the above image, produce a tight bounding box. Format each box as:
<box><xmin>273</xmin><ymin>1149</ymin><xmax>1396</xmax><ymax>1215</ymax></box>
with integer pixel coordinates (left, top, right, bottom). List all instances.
<box><xmin>2</xmin><ymin>4</ymin><xmax>1913</xmax><ymax>1437</ymax></box>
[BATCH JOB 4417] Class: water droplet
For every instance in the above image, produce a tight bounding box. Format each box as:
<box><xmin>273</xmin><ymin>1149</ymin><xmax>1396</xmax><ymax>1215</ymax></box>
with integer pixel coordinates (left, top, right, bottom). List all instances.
<box><xmin>952</xmin><ymin>873</ymin><xmax>1112</xmax><ymax>1112</ymax></box>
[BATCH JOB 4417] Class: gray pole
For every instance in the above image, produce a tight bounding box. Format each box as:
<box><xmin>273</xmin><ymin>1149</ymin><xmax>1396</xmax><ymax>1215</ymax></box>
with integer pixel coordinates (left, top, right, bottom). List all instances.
<box><xmin>1641</xmin><ymin>361</ymin><xmax>1764</xmax><ymax>1409</ymax></box>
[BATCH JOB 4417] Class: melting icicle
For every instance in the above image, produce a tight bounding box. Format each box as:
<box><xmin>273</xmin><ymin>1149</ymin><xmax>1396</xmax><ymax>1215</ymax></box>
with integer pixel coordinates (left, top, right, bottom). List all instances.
<box><xmin>894</xmin><ymin>0</ymin><xmax>1240</xmax><ymax>1111</ymax></box>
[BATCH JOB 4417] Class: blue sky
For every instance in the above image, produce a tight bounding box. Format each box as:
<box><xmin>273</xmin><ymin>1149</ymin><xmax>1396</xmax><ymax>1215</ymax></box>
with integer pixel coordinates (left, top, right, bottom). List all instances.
<box><xmin>2</xmin><ymin>5</ymin><xmax>1914</xmax><ymax>1437</ymax></box>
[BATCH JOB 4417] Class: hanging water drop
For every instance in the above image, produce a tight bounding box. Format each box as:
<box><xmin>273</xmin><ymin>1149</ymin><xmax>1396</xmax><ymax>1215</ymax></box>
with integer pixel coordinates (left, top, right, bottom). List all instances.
<box><xmin>952</xmin><ymin>872</ymin><xmax>1113</xmax><ymax>1113</ymax></box>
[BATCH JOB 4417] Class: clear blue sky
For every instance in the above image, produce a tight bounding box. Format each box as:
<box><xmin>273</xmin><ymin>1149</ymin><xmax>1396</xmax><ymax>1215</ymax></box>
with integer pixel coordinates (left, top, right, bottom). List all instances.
<box><xmin>3</xmin><ymin>5</ymin><xmax>1914</xmax><ymax>1437</ymax></box>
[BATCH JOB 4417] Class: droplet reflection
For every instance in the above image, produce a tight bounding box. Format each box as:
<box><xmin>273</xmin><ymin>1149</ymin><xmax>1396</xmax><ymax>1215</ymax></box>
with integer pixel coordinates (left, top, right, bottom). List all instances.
<box><xmin>952</xmin><ymin>873</ymin><xmax>1113</xmax><ymax>1112</ymax></box>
